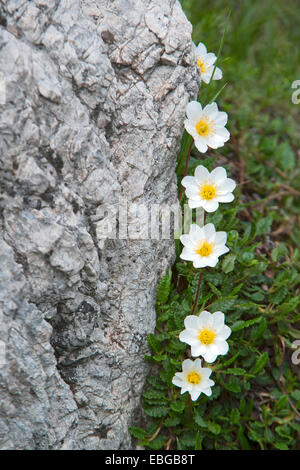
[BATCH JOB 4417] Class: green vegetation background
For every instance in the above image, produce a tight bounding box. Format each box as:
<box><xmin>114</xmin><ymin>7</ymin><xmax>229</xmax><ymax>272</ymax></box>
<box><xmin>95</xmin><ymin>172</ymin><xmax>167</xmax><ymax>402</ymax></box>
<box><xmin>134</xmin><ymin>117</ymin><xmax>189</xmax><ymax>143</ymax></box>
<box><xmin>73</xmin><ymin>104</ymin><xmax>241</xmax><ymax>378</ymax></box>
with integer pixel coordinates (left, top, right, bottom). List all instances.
<box><xmin>130</xmin><ymin>0</ymin><xmax>300</xmax><ymax>450</ymax></box>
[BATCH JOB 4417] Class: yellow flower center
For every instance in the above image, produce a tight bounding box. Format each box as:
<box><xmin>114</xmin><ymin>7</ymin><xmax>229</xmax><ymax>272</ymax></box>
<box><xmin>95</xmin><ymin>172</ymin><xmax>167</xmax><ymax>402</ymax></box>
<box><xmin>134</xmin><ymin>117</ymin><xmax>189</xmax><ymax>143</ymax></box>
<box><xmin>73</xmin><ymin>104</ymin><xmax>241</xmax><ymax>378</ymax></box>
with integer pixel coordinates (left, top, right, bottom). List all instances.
<box><xmin>187</xmin><ymin>371</ymin><xmax>201</xmax><ymax>385</ymax></box>
<box><xmin>198</xmin><ymin>328</ymin><xmax>216</xmax><ymax>345</ymax></box>
<box><xmin>199</xmin><ymin>181</ymin><xmax>217</xmax><ymax>200</ymax></box>
<box><xmin>195</xmin><ymin>240</ymin><xmax>214</xmax><ymax>257</ymax></box>
<box><xmin>197</xmin><ymin>57</ymin><xmax>209</xmax><ymax>74</ymax></box>
<box><xmin>195</xmin><ymin>116</ymin><xmax>215</xmax><ymax>137</ymax></box>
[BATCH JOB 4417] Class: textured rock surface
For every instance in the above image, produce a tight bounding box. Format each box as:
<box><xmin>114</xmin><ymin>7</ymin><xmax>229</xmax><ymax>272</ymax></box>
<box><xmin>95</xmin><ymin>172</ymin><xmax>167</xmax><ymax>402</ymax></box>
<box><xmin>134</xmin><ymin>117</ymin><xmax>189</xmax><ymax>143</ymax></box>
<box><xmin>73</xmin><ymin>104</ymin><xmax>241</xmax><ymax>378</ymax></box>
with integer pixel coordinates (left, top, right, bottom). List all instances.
<box><xmin>0</xmin><ymin>0</ymin><xmax>199</xmax><ymax>449</ymax></box>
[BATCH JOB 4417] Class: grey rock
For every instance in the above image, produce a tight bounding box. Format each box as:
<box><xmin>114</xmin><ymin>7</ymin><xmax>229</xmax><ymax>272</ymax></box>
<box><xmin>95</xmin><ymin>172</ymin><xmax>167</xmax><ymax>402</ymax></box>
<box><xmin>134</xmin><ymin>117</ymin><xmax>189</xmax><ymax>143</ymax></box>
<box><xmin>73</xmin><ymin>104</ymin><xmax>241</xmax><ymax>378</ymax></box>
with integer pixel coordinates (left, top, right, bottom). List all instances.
<box><xmin>0</xmin><ymin>0</ymin><xmax>199</xmax><ymax>449</ymax></box>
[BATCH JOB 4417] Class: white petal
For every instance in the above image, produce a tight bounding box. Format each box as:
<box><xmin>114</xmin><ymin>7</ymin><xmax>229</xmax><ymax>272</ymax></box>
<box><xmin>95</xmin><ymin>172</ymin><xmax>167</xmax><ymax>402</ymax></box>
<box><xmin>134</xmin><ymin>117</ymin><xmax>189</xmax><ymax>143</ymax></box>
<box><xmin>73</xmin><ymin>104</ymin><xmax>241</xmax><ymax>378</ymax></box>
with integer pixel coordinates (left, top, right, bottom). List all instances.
<box><xmin>200</xmin><ymin>367</ymin><xmax>212</xmax><ymax>379</ymax></box>
<box><xmin>218</xmin><ymin>325</ymin><xmax>231</xmax><ymax>340</ymax></box>
<box><xmin>180</xmin><ymin>234</ymin><xmax>195</xmax><ymax>249</ymax></box>
<box><xmin>194</xmin><ymin>136</ymin><xmax>208</xmax><ymax>153</ymax></box>
<box><xmin>186</xmin><ymin>101</ymin><xmax>203</xmax><ymax>122</ymax></box>
<box><xmin>184</xmin><ymin>120</ymin><xmax>198</xmax><ymax>138</ymax></box>
<box><xmin>203</xmin><ymin>223</ymin><xmax>216</xmax><ymax>239</ymax></box>
<box><xmin>203</xmin><ymin>255</ymin><xmax>219</xmax><ymax>267</ymax></box>
<box><xmin>214</xmin><ymin>111</ymin><xmax>228</xmax><ymax>126</ymax></box>
<box><xmin>193</xmin><ymin>258</ymin><xmax>208</xmax><ymax>268</ymax></box>
<box><xmin>210</xmin><ymin>166</ymin><xmax>227</xmax><ymax>184</ymax></box>
<box><xmin>189</xmin><ymin>223</ymin><xmax>204</xmax><ymax>241</ymax></box>
<box><xmin>205</xmin><ymin>52</ymin><xmax>217</xmax><ymax>66</ymax></box>
<box><xmin>215</xmin><ymin>127</ymin><xmax>230</xmax><ymax>142</ymax></box>
<box><xmin>203</xmin><ymin>349</ymin><xmax>218</xmax><ymax>363</ymax></box>
<box><xmin>186</xmin><ymin>186</ymin><xmax>200</xmax><ymax>199</ymax></box>
<box><xmin>214</xmin><ymin>244</ymin><xmax>229</xmax><ymax>257</ymax></box>
<box><xmin>203</xmin><ymin>102</ymin><xmax>219</xmax><ymax>120</ymax></box>
<box><xmin>201</xmin><ymin>387</ymin><xmax>213</xmax><ymax>397</ymax></box>
<box><xmin>195</xmin><ymin>42</ymin><xmax>207</xmax><ymax>56</ymax></box>
<box><xmin>190</xmin><ymin>388</ymin><xmax>201</xmax><ymax>401</ymax></box>
<box><xmin>190</xmin><ymin>343</ymin><xmax>205</xmax><ymax>357</ymax></box>
<box><xmin>188</xmin><ymin>198</ymin><xmax>204</xmax><ymax>209</ymax></box>
<box><xmin>215</xmin><ymin>339</ymin><xmax>229</xmax><ymax>355</ymax></box>
<box><xmin>200</xmin><ymin>73</ymin><xmax>210</xmax><ymax>84</ymax></box>
<box><xmin>206</xmin><ymin>134</ymin><xmax>226</xmax><ymax>149</ymax></box>
<box><xmin>184</xmin><ymin>315</ymin><xmax>200</xmax><ymax>330</ymax></box>
<box><xmin>172</xmin><ymin>374</ymin><xmax>183</xmax><ymax>388</ymax></box>
<box><xmin>211</xmin><ymin>311</ymin><xmax>225</xmax><ymax>330</ymax></box>
<box><xmin>179</xmin><ymin>329</ymin><xmax>198</xmax><ymax>345</ymax></box>
<box><xmin>212</xmin><ymin>66</ymin><xmax>222</xmax><ymax>80</ymax></box>
<box><xmin>181</xmin><ymin>175</ymin><xmax>198</xmax><ymax>189</ymax></box>
<box><xmin>194</xmin><ymin>165</ymin><xmax>210</xmax><ymax>184</ymax></box>
<box><xmin>202</xmin><ymin>199</ymin><xmax>219</xmax><ymax>213</ymax></box>
<box><xmin>180</xmin><ymin>247</ymin><xmax>197</xmax><ymax>262</ymax></box>
<box><xmin>217</xmin><ymin>193</ymin><xmax>235</xmax><ymax>203</ymax></box>
<box><xmin>218</xmin><ymin>178</ymin><xmax>236</xmax><ymax>193</ymax></box>
<box><xmin>182</xmin><ymin>359</ymin><xmax>195</xmax><ymax>372</ymax></box>
<box><xmin>214</xmin><ymin>231</ymin><xmax>227</xmax><ymax>245</ymax></box>
<box><xmin>198</xmin><ymin>310</ymin><xmax>213</xmax><ymax>327</ymax></box>
<box><xmin>194</xmin><ymin>358</ymin><xmax>203</xmax><ymax>370</ymax></box>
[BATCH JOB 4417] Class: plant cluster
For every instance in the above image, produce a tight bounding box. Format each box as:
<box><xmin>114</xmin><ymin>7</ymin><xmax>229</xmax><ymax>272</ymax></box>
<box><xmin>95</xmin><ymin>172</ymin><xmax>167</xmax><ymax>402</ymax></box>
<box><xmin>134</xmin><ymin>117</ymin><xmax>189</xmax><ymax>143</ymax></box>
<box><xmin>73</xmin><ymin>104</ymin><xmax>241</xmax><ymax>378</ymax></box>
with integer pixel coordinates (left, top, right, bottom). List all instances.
<box><xmin>130</xmin><ymin>1</ymin><xmax>300</xmax><ymax>450</ymax></box>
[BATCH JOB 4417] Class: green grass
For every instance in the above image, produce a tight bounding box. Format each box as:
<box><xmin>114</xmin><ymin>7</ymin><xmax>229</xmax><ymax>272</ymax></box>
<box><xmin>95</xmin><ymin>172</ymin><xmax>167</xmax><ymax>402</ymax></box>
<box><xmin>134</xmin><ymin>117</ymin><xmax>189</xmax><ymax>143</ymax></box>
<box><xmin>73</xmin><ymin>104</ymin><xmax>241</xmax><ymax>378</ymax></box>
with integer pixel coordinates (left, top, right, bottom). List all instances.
<box><xmin>130</xmin><ymin>0</ymin><xmax>300</xmax><ymax>450</ymax></box>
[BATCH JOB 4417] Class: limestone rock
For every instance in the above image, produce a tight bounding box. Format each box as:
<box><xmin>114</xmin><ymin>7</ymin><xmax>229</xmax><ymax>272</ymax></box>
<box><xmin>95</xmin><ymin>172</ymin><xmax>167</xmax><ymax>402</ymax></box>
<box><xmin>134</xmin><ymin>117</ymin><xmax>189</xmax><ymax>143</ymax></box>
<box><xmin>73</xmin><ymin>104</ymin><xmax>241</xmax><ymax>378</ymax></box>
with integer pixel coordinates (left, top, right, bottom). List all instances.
<box><xmin>0</xmin><ymin>0</ymin><xmax>199</xmax><ymax>449</ymax></box>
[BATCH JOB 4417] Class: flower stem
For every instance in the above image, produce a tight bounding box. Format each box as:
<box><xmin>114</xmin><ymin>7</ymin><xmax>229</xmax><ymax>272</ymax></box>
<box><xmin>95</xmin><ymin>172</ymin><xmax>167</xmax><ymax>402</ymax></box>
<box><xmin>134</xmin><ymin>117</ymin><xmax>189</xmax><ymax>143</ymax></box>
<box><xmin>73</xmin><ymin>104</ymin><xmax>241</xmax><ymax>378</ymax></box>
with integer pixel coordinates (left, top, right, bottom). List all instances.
<box><xmin>179</xmin><ymin>138</ymin><xmax>194</xmax><ymax>202</ymax></box>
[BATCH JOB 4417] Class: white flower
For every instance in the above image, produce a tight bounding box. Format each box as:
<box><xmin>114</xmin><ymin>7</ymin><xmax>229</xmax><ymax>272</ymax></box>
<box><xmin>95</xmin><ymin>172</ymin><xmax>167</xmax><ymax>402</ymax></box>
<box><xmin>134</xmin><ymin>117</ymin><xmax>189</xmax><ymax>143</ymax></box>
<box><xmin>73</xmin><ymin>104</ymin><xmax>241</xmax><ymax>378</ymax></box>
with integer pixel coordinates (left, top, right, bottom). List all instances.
<box><xmin>181</xmin><ymin>165</ymin><xmax>236</xmax><ymax>212</ymax></box>
<box><xmin>184</xmin><ymin>101</ymin><xmax>230</xmax><ymax>153</ymax></box>
<box><xmin>195</xmin><ymin>42</ymin><xmax>222</xmax><ymax>84</ymax></box>
<box><xmin>172</xmin><ymin>358</ymin><xmax>214</xmax><ymax>401</ymax></box>
<box><xmin>180</xmin><ymin>223</ymin><xmax>229</xmax><ymax>268</ymax></box>
<box><xmin>179</xmin><ymin>312</ymin><xmax>231</xmax><ymax>363</ymax></box>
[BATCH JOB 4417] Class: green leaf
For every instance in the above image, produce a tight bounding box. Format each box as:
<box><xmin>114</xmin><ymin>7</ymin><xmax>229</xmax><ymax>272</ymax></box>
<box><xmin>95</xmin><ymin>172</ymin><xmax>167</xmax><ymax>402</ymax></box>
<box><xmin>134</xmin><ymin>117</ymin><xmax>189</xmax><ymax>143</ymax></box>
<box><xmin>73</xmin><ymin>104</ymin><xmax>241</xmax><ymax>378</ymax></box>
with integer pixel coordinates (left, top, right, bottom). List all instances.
<box><xmin>274</xmin><ymin>141</ymin><xmax>295</xmax><ymax>171</ymax></box>
<box><xmin>222</xmin><ymin>367</ymin><xmax>249</xmax><ymax>376</ymax></box>
<box><xmin>268</xmin><ymin>286</ymin><xmax>288</xmax><ymax>305</ymax></box>
<box><xmin>143</xmin><ymin>390</ymin><xmax>167</xmax><ymax>402</ymax></box>
<box><xmin>252</xmin><ymin>352</ymin><xmax>269</xmax><ymax>374</ymax></box>
<box><xmin>210</xmin><ymin>297</ymin><xmax>236</xmax><ymax>312</ymax></box>
<box><xmin>147</xmin><ymin>435</ymin><xmax>167</xmax><ymax>450</ymax></box>
<box><xmin>144</xmin><ymin>405</ymin><xmax>169</xmax><ymax>418</ymax></box>
<box><xmin>146</xmin><ymin>334</ymin><xmax>162</xmax><ymax>354</ymax></box>
<box><xmin>256</xmin><ymin>216</ymin><xmax>273</xmax><ymax>236</ymax></box>
<box><xmin>176</xmin><ymin>131</ymin><xmax>193</xmax><ymax>177</ymax></box>
<box><xmin>194</xmin><ymin>414</ymin><xmax>207</xmax><ymax>428</ymax></box>
<box><xmin>156</xmin><ymin>269</ymin><xmax>172</xmax><ymax>304</ymax></box>
<box><xmin>230</xmin><ymin>408</ymin><xmax>240</xmax><ymax>425</ymax></box>
<box><xmin>231</xmin><ymin>317</ymin><xmax>262</xmax><ymax>332</ymax></box>
<box><xmin>195</xmin><ymin>431</ymin><xmax>202</xmax><ymax>450</ymax></box>
<box><xmin>164</xmin><ymin>415</ymin><xmax>181</xmax><ymax>427</ymax></box>
<box><xmin>170</xmin><ymin>401</ymin><xmax>185</xmax><ymax>413</ymax></box>
<box><xmin>208</xmin><ymin>422</ymin><xmax>221</xmax><ymax>435</ymax></box>
<box><xmin>222</xmin><ymin>254</ymin><xmax>237</xmax><ymax>273</ymax></box>
<box><xmin>129</xmin><ymin>426</ymin><xmax>148</xmax><ymax>440</ymax></box>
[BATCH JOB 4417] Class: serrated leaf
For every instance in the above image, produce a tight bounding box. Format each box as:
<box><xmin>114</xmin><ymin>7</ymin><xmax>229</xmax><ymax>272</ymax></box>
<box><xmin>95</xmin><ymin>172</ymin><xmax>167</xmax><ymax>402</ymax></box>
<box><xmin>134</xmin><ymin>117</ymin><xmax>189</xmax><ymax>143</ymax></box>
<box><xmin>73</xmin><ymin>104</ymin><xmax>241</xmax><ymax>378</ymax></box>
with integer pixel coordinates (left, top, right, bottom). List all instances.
<box><xmin>146</xmin><ymin>333</ymin><xmax>161</xmax><ymax>354</ymax></box>
<box><xmin>129</xmin><ymin>426</ymin><xmax>148</xmax><ymax>440</ymax></box>
<box><xmin>255</xmin><ymin>216</ymin><xmax>273</xmax><ymax>236</ymax></box>
<box><xmin>170</xmin><ymin>401</ymin><xmax>185</xmax><ymax>413</ymax></box>
<box><xmin>144</xmin><ymin>405</ymin><xmax>169</xmax><ymax>418</ymax></box>
<box><xmin>156</xmin><ymin>269</ymin><xmax>172</xmax><ymax>304</ymax></box>
<box><xmin>231</xmin><ymin>317</ymin><xmax>262</xmax><ymax>332</ymax></box>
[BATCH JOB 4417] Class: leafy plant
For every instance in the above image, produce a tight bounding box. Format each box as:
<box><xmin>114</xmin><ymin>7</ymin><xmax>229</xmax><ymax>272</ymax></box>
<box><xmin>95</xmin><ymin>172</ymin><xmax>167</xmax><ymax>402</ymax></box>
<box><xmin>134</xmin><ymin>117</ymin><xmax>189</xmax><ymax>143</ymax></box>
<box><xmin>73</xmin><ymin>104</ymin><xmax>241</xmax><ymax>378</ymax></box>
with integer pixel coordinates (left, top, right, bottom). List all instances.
<box><xmin>130</xmin><ymin>0</ymin><xmax>300</xmax><ymax>450</ymax></box>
